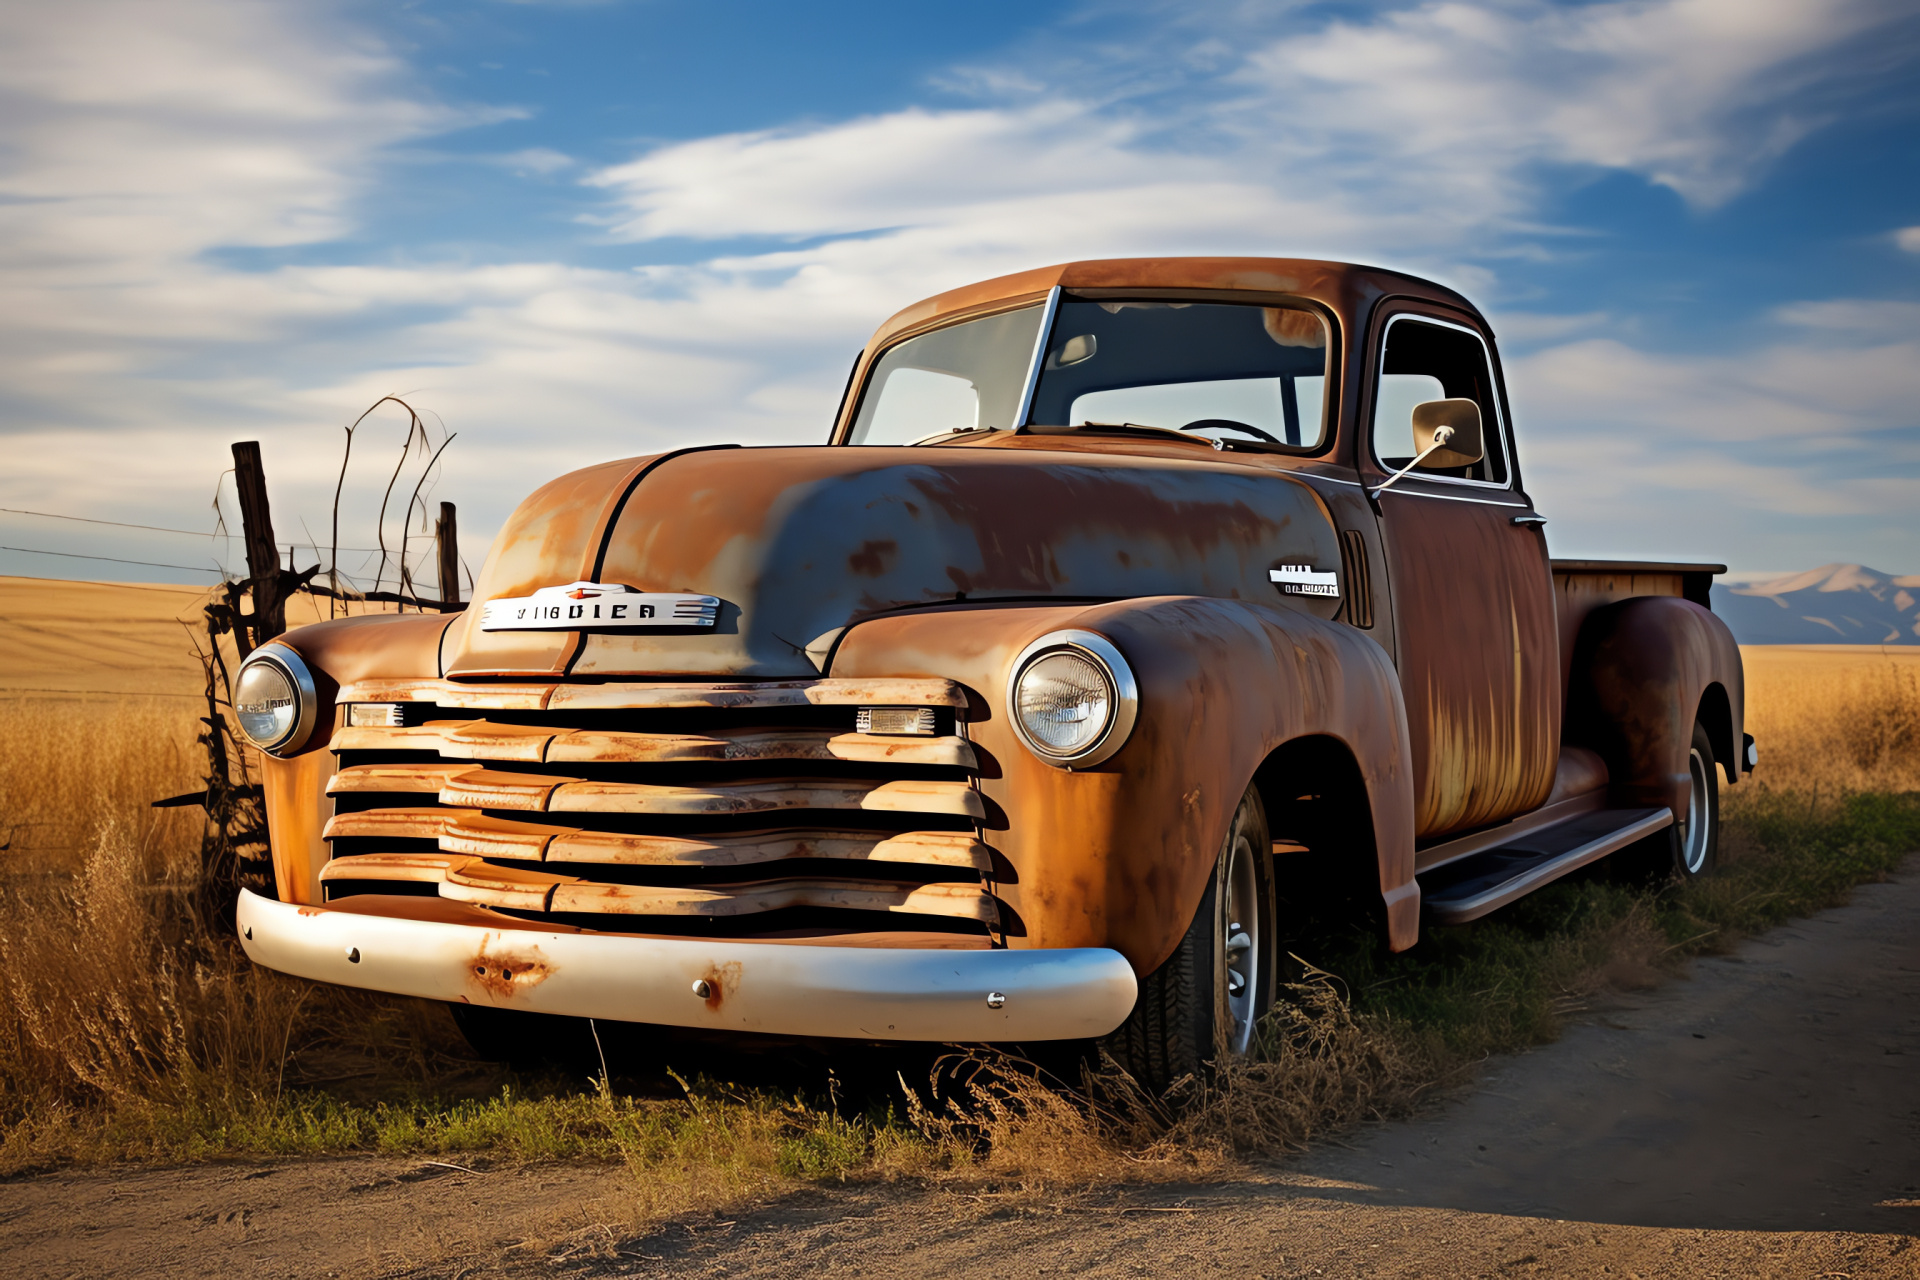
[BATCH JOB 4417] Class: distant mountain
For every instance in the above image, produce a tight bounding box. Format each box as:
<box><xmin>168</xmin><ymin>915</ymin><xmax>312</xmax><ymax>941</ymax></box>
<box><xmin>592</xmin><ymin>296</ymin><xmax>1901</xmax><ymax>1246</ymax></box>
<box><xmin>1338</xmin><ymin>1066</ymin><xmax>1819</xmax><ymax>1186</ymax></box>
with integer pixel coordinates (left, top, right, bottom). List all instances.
<box><xmin>1710</xmin><ymin>564</ymin><xmax>1920</xmax><ymax>645</ymax></box>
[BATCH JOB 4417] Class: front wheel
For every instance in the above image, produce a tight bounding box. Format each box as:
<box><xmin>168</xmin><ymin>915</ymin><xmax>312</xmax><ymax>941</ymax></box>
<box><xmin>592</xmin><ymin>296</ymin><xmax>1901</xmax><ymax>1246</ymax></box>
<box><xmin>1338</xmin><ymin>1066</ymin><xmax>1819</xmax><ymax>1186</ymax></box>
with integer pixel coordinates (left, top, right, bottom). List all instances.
<box><xmin>1100</xmin><ymin>785</ymin><xmax>1275</xmax><ymax>1093</ymax></box>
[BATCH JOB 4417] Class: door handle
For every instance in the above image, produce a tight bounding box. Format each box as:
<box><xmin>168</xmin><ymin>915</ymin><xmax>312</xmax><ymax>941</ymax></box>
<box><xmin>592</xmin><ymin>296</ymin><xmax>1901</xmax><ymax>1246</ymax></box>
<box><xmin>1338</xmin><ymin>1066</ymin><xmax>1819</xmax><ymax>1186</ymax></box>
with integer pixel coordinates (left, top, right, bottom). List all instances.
<box><xmin>1511</xmin><ymin>513</ymin><xmax>1547</xmax><ymax>527</ymax></box>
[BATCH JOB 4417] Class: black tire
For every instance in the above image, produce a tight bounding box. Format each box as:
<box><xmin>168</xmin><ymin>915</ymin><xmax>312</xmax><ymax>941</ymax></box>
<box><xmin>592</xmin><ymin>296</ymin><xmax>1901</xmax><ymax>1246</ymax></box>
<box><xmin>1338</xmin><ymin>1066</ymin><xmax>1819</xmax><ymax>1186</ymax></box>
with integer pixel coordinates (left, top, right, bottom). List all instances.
<box><xmin>449</xmin><ymin>1003</ymin><xmax>600</xmax><ymax>1070</ymax></box>
<box><xmin>1100</xmin><ymin>786</ymin><xmax>1275</xmax><ymax>1094</ymax></box>
<box><xmin>1613</xmin><ymin>718</ymin><xmax>1720</xmax><ymax>884</ymax></box>
<box><xmin>1673</xmin><ymin>720</ymin><xmax>1720</xmax><ymax>881</ymax></box>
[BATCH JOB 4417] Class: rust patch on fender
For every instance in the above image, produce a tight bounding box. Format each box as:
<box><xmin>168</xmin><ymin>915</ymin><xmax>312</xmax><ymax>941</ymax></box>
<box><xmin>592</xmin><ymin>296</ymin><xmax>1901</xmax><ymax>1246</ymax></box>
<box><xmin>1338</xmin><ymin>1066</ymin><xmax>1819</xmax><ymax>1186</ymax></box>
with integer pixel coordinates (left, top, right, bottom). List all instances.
<box><xmin>466</xmin><ymin>938</ymin><xmax>556</xmax><ymax>1002</ymax></box>
<box><xmin>699</xmin><ymin>960</ymin><xmax>742</xmax><ymax>1013</ymax></box>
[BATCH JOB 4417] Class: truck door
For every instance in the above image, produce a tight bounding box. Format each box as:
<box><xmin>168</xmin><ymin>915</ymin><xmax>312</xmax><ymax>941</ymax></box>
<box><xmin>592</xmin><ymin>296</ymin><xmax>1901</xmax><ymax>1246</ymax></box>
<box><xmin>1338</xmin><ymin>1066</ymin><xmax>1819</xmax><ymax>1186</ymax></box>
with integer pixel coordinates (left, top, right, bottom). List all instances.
<box><xmin>1363</xmin><ymin>308</ymin><xmax>1560</xmax><ymax>839</ymax></box>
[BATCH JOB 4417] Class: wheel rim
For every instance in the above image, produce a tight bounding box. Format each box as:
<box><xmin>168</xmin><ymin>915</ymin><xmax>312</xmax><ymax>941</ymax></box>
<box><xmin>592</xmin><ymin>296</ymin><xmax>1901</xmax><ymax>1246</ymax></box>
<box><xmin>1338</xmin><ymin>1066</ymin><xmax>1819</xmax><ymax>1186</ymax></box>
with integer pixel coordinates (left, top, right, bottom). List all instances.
<box><xmin>1680</xmin><ymin>746</ymin><xmax>1712</xmax><ymax>875</ymax></box>
<box><xmin>1220</xmin><ymin>830</ymin><xmax>1261</xmax><ymax>1056</ymax></box>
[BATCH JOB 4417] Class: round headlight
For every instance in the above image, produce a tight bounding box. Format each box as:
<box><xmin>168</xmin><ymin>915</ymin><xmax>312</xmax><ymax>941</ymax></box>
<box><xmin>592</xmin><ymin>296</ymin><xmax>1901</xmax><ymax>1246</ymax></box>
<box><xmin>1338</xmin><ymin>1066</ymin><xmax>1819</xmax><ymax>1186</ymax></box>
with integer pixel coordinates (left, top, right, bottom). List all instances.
<box><xmin>1007</xmin><ymin>630</ymin><xmax>1138</xmax><ymax>768</ymax></box>
<box><xmin>234</xmin><ymin>647</ymin><xmax>317</xmax><ymax>755</ymax></box>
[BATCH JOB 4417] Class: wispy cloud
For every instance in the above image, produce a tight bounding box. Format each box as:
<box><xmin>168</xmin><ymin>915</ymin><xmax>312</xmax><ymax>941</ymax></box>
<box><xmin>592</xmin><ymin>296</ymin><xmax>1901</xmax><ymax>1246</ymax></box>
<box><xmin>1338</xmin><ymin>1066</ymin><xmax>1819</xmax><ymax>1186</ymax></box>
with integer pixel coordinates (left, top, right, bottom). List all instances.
<box><xmin>492</xmin><ymin>147</ymin><xmax>575</xmax><ymax>176</ymax></box>
<box><xmin>1236</xmin><ymin>0</ymin><xmax>1901</xmax><ymax>209</ymax></box>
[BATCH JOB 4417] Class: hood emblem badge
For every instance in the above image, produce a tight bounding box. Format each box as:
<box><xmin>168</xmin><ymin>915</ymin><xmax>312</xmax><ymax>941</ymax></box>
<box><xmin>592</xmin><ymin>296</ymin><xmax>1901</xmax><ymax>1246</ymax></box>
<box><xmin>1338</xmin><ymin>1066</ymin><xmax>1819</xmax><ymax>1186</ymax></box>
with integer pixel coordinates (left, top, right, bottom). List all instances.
<box><xmin>1270</xmin><ymin>564</ymin><xmax>1340</xmax><ymax>598</ymax></box>
<box><xmin>479</xmin><ymin>581</ymin><xmax>721</xmax><ymax>632</ymax></box>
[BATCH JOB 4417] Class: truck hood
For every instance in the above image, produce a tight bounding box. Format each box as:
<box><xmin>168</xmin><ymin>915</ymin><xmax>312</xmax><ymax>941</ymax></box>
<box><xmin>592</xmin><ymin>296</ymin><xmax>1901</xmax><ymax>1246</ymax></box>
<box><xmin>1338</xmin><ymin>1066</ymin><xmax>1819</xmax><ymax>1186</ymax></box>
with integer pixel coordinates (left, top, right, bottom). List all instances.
<box><xmin>444</xmin><ymin>444</ymin><xmax>1342</xmax><ymax>679</ymax></box>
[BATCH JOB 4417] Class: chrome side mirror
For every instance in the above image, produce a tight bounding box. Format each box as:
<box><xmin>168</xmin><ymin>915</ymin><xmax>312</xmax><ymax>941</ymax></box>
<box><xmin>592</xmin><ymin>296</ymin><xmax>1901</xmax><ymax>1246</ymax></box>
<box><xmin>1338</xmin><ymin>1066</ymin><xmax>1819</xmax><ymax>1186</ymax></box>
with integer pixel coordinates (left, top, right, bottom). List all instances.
<box><xmin>1411</xmin><ymin>398</ymin><xmax>1484</xmax><ymax>468</ymax></box>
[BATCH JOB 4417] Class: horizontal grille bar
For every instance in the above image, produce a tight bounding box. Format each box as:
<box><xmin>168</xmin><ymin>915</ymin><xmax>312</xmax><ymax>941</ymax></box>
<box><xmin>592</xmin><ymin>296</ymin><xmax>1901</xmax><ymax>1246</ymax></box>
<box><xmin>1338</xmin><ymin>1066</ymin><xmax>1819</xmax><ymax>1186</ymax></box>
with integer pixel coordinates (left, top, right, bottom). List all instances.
<box><xmin>332</xmin><ymin>721</ymin><xmax>975</xmax><ymax>768</ymax></box>
<box><xmin>319</xmin><ymin>852</ymin><xmax>997</xmax><ymax>923</ymax></box>
<box><xmin>320</xmin><ymin>812</ymin><xmax>992</xmax><ymax>872</ymax></box>
<box><xmin>336</xmin><ymin>676</ymin><xmax>968</xmax><ymax>711</ymax></box>
<box><xmin>328</xmin><ymin>764</ymin><xmax>982</xmax><ymax>819</ymax></box>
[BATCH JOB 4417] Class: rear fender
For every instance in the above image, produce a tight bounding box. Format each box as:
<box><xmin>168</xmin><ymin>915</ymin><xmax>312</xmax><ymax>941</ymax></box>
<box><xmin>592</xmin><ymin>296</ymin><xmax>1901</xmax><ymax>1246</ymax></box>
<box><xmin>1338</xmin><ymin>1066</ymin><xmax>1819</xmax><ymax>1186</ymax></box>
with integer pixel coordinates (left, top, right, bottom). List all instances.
<box><xmin>1566</xmin><ymin>596</ymin><xmax>1746</xmax><ymax>820</ymax></box>
<box><xmin>831</xmin><ymin>596</ymin><xmax>1418</xmax><ymax>974</ymax></box>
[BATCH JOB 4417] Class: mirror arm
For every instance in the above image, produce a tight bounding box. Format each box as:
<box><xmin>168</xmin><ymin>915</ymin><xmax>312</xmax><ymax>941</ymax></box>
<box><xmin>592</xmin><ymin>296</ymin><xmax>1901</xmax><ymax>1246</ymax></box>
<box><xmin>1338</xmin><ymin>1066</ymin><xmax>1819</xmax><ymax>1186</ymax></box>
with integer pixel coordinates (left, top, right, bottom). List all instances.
<box><xmin>1369</xmin><ymin>425</ymin><xmax>1456</xmax><ymax>498</ymax></box>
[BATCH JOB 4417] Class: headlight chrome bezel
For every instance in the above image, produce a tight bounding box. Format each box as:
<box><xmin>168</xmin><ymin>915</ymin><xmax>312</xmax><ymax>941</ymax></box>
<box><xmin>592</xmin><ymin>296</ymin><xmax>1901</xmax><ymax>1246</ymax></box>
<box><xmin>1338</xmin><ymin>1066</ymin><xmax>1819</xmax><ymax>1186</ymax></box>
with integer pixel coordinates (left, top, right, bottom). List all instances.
<box><xmin>234</xmin><ymin>645</ymin><xmax>319</xmax><ymax>756</ymax></box>
<box><xmin>1006</xmin><ymin>629</ymin><xmax>1138</xmax><ymax>769</ymax></box>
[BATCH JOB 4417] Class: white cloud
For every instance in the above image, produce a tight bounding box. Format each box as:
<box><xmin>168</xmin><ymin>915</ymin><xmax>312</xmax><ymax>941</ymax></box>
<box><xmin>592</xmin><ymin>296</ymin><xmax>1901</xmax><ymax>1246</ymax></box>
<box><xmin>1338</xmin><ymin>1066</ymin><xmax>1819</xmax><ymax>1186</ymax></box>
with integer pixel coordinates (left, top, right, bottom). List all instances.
<box><xmin>1510</xmin><ymin>320</ymin><xmax>1920</xmax><ymax>568</ymax></box>
<box><xmin>1238</xmin><ymin>0</ymin><xmax>1895</xmax><ymax>209</ymax></box>
<box><xmin>0</xmin><ymin>0</ymin><xmax>479</xmax><ymax>269</ymax></box>
<box><xmin>1486</xmin><ymin>311</ymin><xmax>1615</xmax><ymax>344</ymax></box>
<box><xmin>493</xmin><ymin>147</ymin><xmax>575</xmax><ymax>176</ymax></box>
<box><xmin>1894</xmin><ymin>226</ymin><xmax>1920</xmax><ymax>253</ymax></box>
<box><xmin>1772</xmin><ymin>299</ymin><xmax>1920</xmax><ymax>334</ymax></box>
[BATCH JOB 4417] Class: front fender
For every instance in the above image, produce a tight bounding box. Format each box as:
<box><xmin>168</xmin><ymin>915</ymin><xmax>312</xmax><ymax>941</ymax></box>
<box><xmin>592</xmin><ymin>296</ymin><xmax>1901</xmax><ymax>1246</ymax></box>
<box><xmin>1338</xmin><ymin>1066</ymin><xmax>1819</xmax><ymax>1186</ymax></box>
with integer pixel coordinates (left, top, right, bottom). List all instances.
<box><xmin>1567</xmin><ymin>596</ymin><xmax>1746</xmax><ymax>820</ymax></box>
<box><xmin>255</xmin><ymin>610</ymin><xmax>459</xmax><ymax>905</ymax></box>
<box><xmin>831</xmin><ymin>596</ymin><xmax>1418</xmax><ymax>975</ymax></box>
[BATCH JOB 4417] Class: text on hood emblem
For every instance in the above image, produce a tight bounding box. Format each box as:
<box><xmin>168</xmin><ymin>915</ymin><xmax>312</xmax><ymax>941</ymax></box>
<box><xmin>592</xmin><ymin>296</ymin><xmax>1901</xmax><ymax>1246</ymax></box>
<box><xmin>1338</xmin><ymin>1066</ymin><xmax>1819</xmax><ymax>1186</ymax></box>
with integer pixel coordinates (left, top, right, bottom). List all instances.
<box><xmin>479</xmin><ymin>582</ymin><xmax>721</xmax><ymax>631</ymax></box>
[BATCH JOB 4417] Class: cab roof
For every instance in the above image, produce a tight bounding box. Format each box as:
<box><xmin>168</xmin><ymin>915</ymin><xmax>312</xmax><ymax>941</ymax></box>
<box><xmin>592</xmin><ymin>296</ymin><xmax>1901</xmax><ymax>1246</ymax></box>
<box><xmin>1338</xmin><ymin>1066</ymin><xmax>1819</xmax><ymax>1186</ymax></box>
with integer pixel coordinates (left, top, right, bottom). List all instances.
<box><xmin>862</xmin><ymin>257</ymin><xmax>1479</xmax><ymax>353</ymax></box>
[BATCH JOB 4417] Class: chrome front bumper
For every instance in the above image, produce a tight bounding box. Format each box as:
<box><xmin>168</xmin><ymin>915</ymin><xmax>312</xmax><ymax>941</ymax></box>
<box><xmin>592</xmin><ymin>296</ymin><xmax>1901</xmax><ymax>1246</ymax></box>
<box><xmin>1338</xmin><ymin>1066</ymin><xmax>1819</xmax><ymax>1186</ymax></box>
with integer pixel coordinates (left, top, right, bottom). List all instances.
<box><xmin>236</xmin><ymin>890</ymin><xmax>1138</xmax><ymax>1042</ymax></box>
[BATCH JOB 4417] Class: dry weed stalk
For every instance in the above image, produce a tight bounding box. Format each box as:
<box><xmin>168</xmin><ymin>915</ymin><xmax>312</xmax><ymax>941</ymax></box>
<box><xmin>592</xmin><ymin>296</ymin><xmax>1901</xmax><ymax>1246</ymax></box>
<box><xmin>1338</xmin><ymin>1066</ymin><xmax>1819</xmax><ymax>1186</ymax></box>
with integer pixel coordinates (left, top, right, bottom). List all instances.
<box><xmin>1168</xmin><ymin>971</ymin><xmax>1439</xmax><ymax>1156</ymax></box>
<box><xmin>0</xmin><ymin>820</ymin><xmax>303</xmax><ymax>1118</ymax></box>
<box><xmin>896</xmin><ymin>967</ymin><xmax>1433</xmax><ymax>1186</ymax></box>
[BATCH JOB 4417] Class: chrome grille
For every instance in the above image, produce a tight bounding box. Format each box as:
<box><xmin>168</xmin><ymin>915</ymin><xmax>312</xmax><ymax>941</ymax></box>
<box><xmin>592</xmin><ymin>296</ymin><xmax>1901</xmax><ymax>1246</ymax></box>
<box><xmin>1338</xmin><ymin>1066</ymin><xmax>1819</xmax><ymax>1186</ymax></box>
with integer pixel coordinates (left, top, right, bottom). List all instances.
<box><xmin>318</xmin><ymin>677</ymin><xmax>997</xmax><ymax>941</ymax></box>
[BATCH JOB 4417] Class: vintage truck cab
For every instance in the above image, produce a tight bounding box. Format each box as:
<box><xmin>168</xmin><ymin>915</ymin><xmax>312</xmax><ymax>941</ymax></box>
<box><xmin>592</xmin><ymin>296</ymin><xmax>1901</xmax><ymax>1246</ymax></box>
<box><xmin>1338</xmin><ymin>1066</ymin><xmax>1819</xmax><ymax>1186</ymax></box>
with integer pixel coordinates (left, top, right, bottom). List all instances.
<box><xmin>232</xmin><ymin>258</ymin><xmax>1752</xmax><ymax>1086</ymax></box>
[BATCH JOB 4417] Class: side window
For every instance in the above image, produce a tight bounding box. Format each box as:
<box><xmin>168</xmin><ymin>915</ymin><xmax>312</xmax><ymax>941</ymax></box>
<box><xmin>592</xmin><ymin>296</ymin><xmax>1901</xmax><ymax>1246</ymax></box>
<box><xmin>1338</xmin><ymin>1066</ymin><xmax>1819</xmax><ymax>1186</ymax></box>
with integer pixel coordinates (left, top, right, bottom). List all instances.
<box><xmin>1373</xmin><ymin>316</ymin><xmax>1509</xmax><ymax>485</ymax></box>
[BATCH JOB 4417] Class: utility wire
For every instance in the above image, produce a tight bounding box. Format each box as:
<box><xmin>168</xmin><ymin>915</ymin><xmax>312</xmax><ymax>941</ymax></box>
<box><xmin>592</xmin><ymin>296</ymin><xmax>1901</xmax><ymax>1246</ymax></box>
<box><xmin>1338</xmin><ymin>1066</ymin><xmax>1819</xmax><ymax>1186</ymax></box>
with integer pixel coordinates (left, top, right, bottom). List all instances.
<box><xmin>0</xmin><ymin>545</ymin><xmax>230</xmax><ymax>575</ymax></box>
<box><xmin>0</xmin><ymin>572</ymin><xmax>219</xmax><ymax>596</ymax></box>
<box><xmin>0</xmin><ymin>506</ymin><xmax>383</xmax><ymax>552</ymax></box>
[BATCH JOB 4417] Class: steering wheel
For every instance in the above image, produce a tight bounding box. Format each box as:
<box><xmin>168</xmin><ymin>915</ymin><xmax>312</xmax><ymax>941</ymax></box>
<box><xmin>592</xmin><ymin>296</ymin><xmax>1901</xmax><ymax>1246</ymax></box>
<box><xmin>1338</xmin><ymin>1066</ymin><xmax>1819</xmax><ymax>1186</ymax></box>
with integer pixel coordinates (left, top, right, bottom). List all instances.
<box><xmin>1181</xmin><ymin>418</ymin><xmax>1281</xmax><ymax>444</ymax></box>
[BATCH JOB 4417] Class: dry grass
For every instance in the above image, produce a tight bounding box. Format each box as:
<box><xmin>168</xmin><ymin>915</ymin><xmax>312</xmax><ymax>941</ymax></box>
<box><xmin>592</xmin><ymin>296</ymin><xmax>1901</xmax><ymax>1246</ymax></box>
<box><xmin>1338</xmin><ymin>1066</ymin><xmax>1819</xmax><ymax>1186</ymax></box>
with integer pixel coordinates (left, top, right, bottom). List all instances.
<box><xmin>0</xmin><ymin>823</ymin><xmax>301</xmax><ymax>1144</ymax></box>
<box><xmin>1</xmin><ymin>641</ymin><xmax>1916</xmax><ymax>1217</ymax></box>
<box><xmin>0</xmin><ymin>697</ymin><xmax>205</xmax><ymax>877</ymax></box>
<box><xmin>1740</xmin><ymin>645</ymin><xmax>1920</xmax><ymax>795</ymax></box>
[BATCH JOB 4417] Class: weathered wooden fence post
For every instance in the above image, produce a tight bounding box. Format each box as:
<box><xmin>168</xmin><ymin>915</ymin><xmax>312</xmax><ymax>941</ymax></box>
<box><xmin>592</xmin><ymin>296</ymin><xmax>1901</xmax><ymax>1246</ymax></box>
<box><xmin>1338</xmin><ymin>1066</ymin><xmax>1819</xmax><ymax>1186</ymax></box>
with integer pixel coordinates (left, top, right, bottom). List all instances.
<box><xmin>435</xmin><ymin>500</ymin><xmax>461</xmax><ymax>606</ymax></box>
<box><xmin>231</xmin><ymin>440</ymin><xmax>286</xmax><ymax>647</ymax></box>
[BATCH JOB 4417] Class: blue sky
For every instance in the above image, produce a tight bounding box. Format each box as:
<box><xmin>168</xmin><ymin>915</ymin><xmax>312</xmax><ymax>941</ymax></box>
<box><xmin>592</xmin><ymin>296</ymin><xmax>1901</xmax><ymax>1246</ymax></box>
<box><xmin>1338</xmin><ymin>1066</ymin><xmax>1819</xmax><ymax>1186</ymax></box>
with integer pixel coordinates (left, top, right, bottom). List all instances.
<box><xmin>1</xmin><ymin>0</ymin><xmax>1916</xmax><ymax>593</ymax></box>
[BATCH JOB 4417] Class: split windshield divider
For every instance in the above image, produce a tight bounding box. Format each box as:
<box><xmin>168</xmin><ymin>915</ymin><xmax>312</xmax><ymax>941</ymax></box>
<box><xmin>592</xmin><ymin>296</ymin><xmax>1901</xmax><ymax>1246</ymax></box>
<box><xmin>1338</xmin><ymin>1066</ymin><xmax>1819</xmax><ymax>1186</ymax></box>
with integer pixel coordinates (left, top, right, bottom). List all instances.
<box><xmin>1009</xmin><ymin>286</ymin><xmax>1062</xmax><ymax>433</ymax></box>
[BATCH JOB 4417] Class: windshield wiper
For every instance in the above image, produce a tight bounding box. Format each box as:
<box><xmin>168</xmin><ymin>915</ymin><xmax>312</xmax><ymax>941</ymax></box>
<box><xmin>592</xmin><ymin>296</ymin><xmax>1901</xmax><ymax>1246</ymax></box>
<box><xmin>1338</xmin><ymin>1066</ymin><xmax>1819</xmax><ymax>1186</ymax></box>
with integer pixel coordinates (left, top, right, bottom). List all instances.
<box><xmin>1018</xmin><ymin>422</ymin><xmax>1300</xmax><ymax>455</ymax></box>
<box><xmin>1020</xmin><ymin>421</ymin><xmax>1221</xmax><ymax>447</ymax></box>
<box><xmin>910</xmin><ymin>425</ymin><xmax>1001</xmax><ymax>446</ymax></box>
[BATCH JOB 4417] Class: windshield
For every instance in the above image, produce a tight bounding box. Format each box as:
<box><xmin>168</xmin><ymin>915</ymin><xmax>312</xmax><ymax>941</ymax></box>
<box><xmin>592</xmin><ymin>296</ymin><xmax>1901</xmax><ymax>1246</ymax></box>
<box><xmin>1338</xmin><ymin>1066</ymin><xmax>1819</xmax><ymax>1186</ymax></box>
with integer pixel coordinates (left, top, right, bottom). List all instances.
<box><xmin>845</xmin><ymin>304</ymin><xmax>1045</xmax><ymax>444</ymax></box>
<box><xmin>1028</xmin><ymin>299</ymin><xmax>1330</xmax><ymax>448</ymax></box>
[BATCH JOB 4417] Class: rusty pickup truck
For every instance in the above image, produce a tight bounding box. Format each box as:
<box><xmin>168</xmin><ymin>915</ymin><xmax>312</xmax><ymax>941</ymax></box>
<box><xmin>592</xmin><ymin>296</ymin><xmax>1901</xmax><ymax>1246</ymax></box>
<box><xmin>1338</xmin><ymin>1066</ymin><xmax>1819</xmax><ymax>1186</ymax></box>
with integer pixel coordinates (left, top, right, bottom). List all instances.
<box><xmin>232</xmin><ymin>258</ymin><xmax>1755</xmax><ymax>1087</ymax></box>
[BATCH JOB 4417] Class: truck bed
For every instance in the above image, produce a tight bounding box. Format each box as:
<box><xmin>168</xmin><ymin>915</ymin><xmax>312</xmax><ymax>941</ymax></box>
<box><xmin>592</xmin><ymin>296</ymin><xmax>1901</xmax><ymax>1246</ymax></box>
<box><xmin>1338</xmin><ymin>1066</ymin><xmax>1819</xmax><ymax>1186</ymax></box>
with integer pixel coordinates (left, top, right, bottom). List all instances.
<box><xmin>1551</xmin><ymin>559</ymin><xmax>1726</xmax><ymax>705</ymax></box>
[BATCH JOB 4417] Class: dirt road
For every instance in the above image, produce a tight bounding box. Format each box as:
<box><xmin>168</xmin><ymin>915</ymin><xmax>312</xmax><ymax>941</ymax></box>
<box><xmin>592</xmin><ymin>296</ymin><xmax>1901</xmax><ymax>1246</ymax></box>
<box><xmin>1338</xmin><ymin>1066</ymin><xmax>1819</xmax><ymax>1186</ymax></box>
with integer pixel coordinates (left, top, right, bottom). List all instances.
<box><xmin>5</xmin><ymin>867</ymin><xmax>1917</xmax><ymax>1279</ymax></box>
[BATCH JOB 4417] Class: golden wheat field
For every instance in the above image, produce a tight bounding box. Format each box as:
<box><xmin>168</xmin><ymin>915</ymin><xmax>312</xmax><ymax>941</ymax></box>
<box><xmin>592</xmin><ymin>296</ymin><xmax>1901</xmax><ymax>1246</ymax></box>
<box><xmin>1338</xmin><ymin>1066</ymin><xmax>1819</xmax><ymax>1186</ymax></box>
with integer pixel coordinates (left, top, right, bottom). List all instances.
<box><xmin>0</xmin><ymin>575</ymin><xmax>394</xmax><ymax>876</ymax></box>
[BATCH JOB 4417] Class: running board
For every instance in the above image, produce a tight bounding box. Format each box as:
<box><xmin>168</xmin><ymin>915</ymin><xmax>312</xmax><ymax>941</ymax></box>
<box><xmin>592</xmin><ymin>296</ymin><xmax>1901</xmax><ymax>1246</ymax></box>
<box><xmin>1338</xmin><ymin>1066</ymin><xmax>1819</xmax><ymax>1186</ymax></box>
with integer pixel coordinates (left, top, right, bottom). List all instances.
<box><xmin>1418</xmin><ymin>807</ymin><xmax>1673</xmax><ymax>925</ymax></box>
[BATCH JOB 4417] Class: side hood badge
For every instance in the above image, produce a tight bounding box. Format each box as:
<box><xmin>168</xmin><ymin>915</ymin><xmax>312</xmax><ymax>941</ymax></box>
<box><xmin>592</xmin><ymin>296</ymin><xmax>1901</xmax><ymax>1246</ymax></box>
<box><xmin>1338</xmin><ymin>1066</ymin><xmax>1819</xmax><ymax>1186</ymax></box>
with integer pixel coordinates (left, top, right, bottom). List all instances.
<box><xmin>479</xmin><ymin>581</ymin><xmax>720</xmax><ymax>631</ymax></box>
